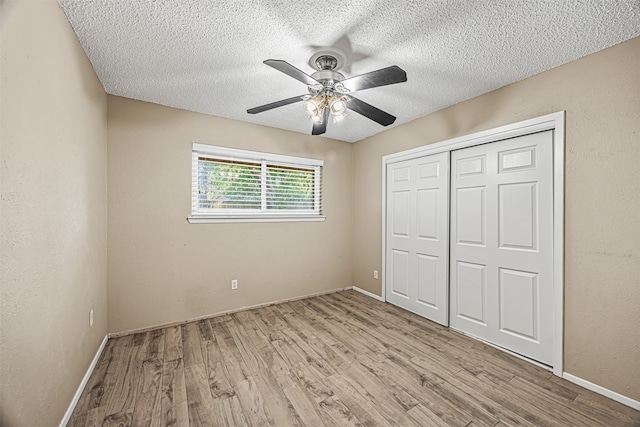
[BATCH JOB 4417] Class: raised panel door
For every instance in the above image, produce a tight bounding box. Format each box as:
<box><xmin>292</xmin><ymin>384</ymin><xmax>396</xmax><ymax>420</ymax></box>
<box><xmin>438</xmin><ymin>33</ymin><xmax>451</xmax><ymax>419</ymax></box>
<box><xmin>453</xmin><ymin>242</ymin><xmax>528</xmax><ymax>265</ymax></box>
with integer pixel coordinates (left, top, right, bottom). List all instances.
<box><xmin>386</xmin><ymin>152</ymin><xmax>450</xmax><ymax>325</ymax></box>
<box><xmin>450</xmin><ymin>131</ymin><xmax>553</xmax><ymax>365</ymax></box>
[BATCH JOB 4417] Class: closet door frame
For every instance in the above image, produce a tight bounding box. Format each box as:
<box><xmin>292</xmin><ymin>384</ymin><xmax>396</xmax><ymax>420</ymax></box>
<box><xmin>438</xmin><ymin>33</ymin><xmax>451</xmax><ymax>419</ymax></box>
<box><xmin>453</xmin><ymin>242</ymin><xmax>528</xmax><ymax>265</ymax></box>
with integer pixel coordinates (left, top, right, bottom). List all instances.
<box><xmin>381</xmin><ymin>111</ymin><xmax>565</xmax><ymax>377</ymax></box>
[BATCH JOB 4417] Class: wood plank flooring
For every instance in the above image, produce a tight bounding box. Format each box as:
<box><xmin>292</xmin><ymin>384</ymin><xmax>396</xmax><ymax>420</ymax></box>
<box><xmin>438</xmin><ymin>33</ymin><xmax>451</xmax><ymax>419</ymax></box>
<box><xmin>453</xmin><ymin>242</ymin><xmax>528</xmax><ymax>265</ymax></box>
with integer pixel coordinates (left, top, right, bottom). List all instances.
<box><xmin>68</xmin><ymin>290</ymin><xmax>640</xmax><ymax>426</ymax></box>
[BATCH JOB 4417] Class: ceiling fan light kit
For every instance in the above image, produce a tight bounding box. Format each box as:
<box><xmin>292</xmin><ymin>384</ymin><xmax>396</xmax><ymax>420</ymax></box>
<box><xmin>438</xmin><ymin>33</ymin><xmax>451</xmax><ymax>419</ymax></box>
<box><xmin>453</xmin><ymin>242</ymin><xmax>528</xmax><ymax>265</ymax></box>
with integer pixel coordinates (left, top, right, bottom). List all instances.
<box><xmin>303</xmin><ymin>93</ymin><xmax>348</xmax><ymax>125</ymax></box>
<box><xmin>247</xmin><ymin>48</ymin><xmax>407</xmax><ymax>136</ymax></box>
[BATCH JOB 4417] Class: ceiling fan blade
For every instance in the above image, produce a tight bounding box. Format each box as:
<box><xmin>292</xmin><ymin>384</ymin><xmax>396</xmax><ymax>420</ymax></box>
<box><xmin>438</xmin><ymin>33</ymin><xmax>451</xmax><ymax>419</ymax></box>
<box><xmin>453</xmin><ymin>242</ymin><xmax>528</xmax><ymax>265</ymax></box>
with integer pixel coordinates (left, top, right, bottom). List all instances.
<box><xmin>340</xmin><ymin>65</ymin><xmax>407</xmax><ymax>92</ymax></box>
<box><xmin>312</xmin><ymin>107</ymin><xmax>330</xmax><ymax>136</ymax></box>
<box><xmin>247</xmin><ymin>95</ymin><xmax>307</xmax><ymax>114</ymax></box>
<box><xmin>264</xmin><ymin>59</ymin><xmax>320</xmax><ymax>86</ymax></box>
<box><xmin>346</xmin><ymin>95</ymin><xmax>396</xmax><ymax>126</ymax></box>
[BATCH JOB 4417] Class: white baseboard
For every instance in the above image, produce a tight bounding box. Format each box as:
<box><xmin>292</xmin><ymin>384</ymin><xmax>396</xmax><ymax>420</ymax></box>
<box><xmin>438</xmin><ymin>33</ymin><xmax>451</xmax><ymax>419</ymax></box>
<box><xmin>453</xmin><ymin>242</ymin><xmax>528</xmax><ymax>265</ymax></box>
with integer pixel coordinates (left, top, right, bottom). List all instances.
<box><xmin>562</xmin><ymin>372</ymin><xmax>640</xmax><ymax>411</ymax></box>
<box><xmin>352</xmin><ymin>286</ymin><xmax>384</xmax><ymax>302</ymax></box>
<box><xmin>109</xmin><ymin>286</ymin><xmax>352</xmax><ymax>338</ymax></box>
<box><xmin>60</xmin><ymin>335</ymin><xmax>108</xmax><ymax>426</ymax></box>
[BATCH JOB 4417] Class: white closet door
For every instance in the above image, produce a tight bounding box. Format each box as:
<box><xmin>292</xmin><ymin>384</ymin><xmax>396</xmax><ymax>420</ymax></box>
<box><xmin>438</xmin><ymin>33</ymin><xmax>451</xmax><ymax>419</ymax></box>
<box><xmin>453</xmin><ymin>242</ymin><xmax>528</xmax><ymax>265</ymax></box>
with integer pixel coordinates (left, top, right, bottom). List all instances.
<box><xmin>386</xmin><ymin>152</ymin><xmax>450</xmax><ymax>325</ymax></box>
<box><xmin>450</xmin><ymin>130</ymin><xmax>554</xmax><ymax>365</ymax></box>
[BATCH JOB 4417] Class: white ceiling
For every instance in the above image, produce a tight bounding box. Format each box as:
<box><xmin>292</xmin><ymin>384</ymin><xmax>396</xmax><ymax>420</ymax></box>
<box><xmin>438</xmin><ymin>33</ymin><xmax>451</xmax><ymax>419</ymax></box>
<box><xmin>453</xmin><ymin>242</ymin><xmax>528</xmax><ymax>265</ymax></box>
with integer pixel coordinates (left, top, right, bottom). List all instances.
<box><xmin>58</xmin><ymin>1</ymin><xmax>640</xmax><ymax>143</ymax></box>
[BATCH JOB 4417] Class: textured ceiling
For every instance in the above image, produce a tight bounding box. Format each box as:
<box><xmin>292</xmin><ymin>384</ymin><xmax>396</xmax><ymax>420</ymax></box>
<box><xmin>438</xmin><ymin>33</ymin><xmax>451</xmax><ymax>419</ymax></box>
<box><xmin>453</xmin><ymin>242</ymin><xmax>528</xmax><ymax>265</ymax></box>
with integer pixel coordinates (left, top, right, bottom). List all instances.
<box><xmin>58</xmin><ymin>0</ymin><xmax>640</xmax><ymax>143</ymax></box>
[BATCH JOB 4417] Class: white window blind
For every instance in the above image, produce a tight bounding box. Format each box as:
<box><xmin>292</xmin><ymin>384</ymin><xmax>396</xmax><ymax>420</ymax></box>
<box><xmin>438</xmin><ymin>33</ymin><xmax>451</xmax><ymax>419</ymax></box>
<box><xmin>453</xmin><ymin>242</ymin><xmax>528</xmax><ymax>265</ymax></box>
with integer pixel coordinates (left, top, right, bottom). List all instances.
<box><xmin>189</xmin><ymin>143</ymin><xmax>324</xmax><ymax>223</ymax></box>
<box><xmin>197</xmin><ymin>159</ymin><xmax>262</xmax><ymax>210</ymax></box>
<box><xmin>266</xmin><ymin>164</ymin><xmax>317</xmax><ymax>210</ymax></box>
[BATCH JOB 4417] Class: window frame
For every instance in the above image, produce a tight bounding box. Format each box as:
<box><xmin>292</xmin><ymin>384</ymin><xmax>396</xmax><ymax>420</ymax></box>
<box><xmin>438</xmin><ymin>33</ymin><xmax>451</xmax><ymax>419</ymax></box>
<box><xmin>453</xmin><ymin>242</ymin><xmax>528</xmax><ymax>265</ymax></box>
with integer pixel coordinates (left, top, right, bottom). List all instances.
<box><xmin>188</xmin><ymin>143</ymin><xmax>325</xmax><ymax>223</ymax></box>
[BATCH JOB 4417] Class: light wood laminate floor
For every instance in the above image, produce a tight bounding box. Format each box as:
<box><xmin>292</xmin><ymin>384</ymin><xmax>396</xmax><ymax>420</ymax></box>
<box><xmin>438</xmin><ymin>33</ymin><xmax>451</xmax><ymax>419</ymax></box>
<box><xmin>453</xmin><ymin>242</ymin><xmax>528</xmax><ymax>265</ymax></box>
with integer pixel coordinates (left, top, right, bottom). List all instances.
<box><xmin>68</xmin><ymin>290</ymin><xmax>640</xmax><ymax>426</ymax></box>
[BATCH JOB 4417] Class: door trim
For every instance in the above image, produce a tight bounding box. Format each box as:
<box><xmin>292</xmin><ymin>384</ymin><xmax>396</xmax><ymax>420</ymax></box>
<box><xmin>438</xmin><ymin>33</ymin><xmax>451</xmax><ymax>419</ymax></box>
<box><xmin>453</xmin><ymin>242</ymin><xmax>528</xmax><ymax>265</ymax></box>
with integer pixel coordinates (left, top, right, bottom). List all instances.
<box><xmin>381</xmin><ymin>111</ymin><xmax>565</xmax><ymax>376</ymax></box>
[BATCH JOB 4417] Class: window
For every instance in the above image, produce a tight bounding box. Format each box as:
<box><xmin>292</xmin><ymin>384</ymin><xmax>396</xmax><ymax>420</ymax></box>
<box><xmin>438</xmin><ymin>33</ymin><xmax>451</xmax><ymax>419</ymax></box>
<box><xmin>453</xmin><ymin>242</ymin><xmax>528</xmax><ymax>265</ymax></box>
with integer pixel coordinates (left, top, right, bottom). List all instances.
<box><xmin>189</xmin><ymin>143</ymin><xmax>324</xmax><ymax>223</ymax></box>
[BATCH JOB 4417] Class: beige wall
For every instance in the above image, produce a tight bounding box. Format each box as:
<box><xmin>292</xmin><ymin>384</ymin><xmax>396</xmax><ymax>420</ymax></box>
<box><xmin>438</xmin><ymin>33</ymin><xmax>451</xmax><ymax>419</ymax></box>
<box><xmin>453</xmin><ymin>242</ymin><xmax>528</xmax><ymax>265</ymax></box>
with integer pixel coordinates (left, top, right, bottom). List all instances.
<box><xmin>0</xmin><ymin>1</ymin><xmax>108</xmax><ymax>426</ymax></box>
<box><xmin>107</xmin><ymin>96</ymin><xmax>352</xmax><ymax>333</ymax></box>
<box><xmin>352</xmin><ymin>37</ymin><xmax>640</xmax><ymax>400</ymax></box>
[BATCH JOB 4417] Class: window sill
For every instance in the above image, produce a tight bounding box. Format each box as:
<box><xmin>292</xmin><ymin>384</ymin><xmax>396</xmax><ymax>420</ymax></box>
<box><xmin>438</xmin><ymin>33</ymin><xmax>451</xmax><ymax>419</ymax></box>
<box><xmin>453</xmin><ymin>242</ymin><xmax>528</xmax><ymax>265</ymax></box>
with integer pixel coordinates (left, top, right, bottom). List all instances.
<box><xmin>187</xmin><ymin>215</ymin><xmax>326</xmax><ymax>224</ymax></box>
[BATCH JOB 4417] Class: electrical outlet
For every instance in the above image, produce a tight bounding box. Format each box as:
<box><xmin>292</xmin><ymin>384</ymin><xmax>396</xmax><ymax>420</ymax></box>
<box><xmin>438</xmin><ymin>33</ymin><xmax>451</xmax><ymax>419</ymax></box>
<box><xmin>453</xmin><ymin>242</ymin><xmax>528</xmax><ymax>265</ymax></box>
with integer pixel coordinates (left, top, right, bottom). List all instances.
<box><xmin>89</xmin><ymin>309</ymin><xmax>94</xmax><ymax>327</ymax></box>
<box><xmin>374</xmin><ymin>270</ymin><xmax>379</xmax><ymax>279</ymax></box>
<box><xmin>231</xmin><ymin>279</ymin><xmax>238</xmax><ymax>290</ymax></box>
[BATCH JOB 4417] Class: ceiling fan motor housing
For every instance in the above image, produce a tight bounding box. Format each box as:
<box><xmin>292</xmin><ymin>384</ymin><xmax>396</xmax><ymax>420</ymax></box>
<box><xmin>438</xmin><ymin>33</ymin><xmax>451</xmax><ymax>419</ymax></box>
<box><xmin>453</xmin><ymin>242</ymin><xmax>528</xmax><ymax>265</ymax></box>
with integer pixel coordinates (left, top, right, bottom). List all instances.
<box><xmin>309</xmin><ymin>56</ymin><xmax>347</xmax><ymax>96</ymax></box>
<box><xmin>310</xmin><ymin>69</ymin><xmax>345</xmax><ymax>84</ymax></box>
<box><xmin>307</xmin><ymin>47</ymin><xmax>348</xmax><ymax>72</ymax></box>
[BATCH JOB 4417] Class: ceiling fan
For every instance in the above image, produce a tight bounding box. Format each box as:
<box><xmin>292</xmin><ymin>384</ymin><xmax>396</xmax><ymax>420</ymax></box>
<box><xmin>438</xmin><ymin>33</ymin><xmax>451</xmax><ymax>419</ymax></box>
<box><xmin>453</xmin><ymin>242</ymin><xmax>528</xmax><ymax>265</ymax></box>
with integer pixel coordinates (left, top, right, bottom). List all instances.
<box><xmin>247</xmin><ymin>53</ymin><xmax>407</xmax><ymax>136</ymax></box>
